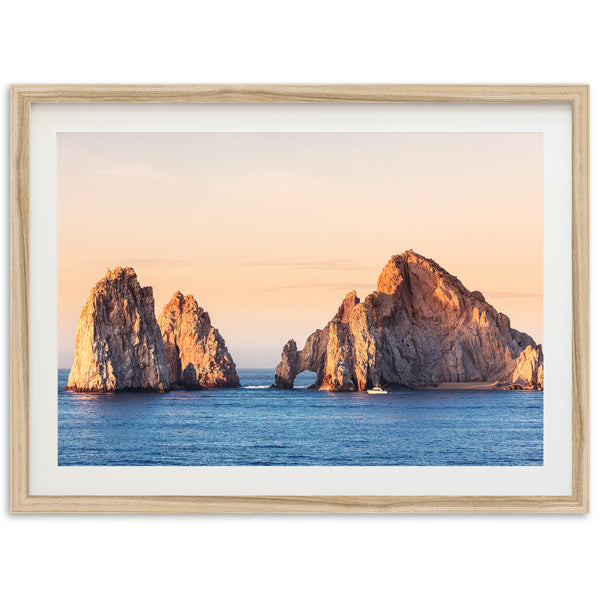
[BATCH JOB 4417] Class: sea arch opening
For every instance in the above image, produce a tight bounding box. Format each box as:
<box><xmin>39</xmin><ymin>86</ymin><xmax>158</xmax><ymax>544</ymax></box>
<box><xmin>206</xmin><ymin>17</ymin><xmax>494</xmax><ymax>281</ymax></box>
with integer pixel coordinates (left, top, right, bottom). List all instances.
<box><xmin>292</xmin><ymin>369</ymin><xmax>317</xmax><ymax>389</ymax></box>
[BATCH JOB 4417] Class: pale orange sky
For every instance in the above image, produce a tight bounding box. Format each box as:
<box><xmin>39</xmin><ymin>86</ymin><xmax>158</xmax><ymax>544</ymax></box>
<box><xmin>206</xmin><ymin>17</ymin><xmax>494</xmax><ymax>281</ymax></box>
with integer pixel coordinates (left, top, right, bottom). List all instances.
<box><xmin>58</xmin><ymin>132</ymin><xmax>543</xmax><ymax>368</ymax></box>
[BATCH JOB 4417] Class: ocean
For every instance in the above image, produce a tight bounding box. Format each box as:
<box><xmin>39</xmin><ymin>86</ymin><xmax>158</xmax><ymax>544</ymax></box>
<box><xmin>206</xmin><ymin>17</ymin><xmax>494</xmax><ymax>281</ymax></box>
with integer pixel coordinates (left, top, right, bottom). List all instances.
<box><xmin>58</xmin><ymin>368</ymin><xmax>543</xmax><ymax>466</ymax></box>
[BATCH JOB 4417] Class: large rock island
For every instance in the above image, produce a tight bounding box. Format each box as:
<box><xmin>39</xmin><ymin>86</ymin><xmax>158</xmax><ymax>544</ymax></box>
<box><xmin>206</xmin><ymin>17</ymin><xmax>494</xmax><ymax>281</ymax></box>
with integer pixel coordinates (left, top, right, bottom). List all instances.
<box><xmin>66</xmin><ymin>268</ymin><xmax>240</xmax><ymax>393</ymax></box>
<box><xmin>65</xmin><ymin>267</ymin><xmax>170</xmax><ymax>392</ymax></box>
<box><xmin>275</xmin><ymin>250</ymin><xmax>543</xmax><ymax>391</ymax></box>
<box><xmin>158</xmin><ymin>292</ymin><xmax>240</xmax><ymax>388</ymax></box>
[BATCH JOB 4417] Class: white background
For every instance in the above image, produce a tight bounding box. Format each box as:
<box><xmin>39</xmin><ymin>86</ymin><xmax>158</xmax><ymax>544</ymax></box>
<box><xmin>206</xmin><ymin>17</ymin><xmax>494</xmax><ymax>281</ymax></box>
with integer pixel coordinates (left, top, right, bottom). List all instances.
<box><xmin>1</xmin><ymin>1</ymin><xmax>597</xmax><ymax>599</ymax></box>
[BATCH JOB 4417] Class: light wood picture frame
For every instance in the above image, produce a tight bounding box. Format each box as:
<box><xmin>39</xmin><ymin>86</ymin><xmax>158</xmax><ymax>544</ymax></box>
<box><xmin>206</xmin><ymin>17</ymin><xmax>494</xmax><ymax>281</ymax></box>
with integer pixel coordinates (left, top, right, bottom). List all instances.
<box><xmin>11</xmin><ymin>84</ymin><xmax>589</xmax><ymax>513</ymax></box>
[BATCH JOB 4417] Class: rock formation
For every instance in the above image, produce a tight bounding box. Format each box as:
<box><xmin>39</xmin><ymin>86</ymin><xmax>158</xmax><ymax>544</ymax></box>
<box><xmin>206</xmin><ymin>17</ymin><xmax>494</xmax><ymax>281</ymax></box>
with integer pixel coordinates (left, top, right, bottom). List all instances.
<box><xmin>275</xmin><ymin>250</ymin><xmax>543</xmax><ymax>391</ymax></box>
<box><xmin>158</xmin><ymin>292</ymin><xmax>240</xmax><ymax>388</ymax></box>
<box><xmin>65</xmin><ymin>267</ymin><xmax>170</xmax><ymax>392</ymax></box>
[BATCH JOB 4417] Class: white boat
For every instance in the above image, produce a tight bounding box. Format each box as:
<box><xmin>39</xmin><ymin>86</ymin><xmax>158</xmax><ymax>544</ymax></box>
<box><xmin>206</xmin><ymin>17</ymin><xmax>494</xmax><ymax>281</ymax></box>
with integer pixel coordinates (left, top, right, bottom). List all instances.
<box><xmin>367</xmin><ymin>386</ymin><xmax>388</xmax><ymax>394</ymax></box>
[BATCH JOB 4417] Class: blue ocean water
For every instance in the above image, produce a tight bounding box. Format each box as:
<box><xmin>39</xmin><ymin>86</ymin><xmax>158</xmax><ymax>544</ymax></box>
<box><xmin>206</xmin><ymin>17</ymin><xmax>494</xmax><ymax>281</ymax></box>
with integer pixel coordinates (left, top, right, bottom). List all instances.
<box><xmin>58</xmin><ymin>368</ymin><xmax>543</xmax><ymax>466</ymax></box>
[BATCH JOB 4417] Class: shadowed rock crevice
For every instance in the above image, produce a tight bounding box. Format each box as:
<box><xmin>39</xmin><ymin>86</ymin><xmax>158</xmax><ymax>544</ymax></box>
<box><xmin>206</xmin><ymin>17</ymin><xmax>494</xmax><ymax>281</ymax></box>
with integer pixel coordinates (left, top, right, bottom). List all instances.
<box><xmin>275</xmin><ymin>250</ymin><xmax>543</xmax><ymax>392</ymax></box>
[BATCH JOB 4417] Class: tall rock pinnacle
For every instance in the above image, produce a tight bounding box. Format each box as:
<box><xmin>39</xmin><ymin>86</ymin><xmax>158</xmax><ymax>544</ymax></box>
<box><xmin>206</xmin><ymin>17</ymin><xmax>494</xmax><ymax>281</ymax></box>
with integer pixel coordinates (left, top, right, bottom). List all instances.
<box><xmin>66</xmin><ymin>267</ymin><xmax>170</xmax><ymax>392</ymax></box>
<box><xmin>158</xmin><ymin>292</ymin><xmax>240</xmax><ymax>389</ymax></box>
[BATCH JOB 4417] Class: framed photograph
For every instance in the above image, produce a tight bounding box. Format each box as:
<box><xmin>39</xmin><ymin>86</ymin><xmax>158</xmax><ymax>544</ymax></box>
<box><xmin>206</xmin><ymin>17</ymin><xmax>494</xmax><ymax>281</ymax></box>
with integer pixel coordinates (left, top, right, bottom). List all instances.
<box><xmin>11</xmin><ymin>84</ymin><xmax>589</xmax><ymax>513</ymax></box>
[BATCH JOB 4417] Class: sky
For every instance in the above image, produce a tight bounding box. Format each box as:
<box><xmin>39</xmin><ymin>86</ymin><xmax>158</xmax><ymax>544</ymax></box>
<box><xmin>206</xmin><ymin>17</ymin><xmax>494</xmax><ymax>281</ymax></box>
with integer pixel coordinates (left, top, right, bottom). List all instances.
<box><xmin>58</xmin><ymin>132</ymin><xmax>543</xmax><ymax>368</ymax></box>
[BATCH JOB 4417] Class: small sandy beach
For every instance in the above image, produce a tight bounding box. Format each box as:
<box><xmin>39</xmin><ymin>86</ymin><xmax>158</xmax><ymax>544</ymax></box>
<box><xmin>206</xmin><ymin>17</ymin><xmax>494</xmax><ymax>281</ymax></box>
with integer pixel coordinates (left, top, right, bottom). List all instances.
<box><xmin>420</xmin><ymin>381</ymin><xmax>500</xmax><ymax>391</ymax></box>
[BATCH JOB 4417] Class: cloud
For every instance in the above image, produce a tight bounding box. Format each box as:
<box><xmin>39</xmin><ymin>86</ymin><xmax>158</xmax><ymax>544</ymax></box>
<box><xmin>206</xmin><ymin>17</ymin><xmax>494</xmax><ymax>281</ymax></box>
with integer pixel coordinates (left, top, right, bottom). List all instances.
<box><xmin>108</xmin><ymin>258</ymin><xmax>203</xmax><ymax>268</ymax></box>
<box><xmin>486</xmin><ymin>291</ymin><xmax>542</xmax><ymax>298</ymax></box>
<box><xmin>257</xmin><ymin>281</ymin><xmax>373</xmax><ymax>292</ymax></box>
<box><xmin>235</xmin><ymin>257</ymin><xmax>370</xmax><ymax>271</ymax></box>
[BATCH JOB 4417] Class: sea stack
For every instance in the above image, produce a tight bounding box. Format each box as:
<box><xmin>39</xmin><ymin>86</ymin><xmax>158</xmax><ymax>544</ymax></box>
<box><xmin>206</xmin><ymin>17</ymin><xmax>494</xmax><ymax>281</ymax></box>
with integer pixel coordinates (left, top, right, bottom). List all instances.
<box><xmin>65</xmin><ymin>267</ymin><xmax>170</xmax><ymax>392</ymax></box>
<box><xmin>158</xmin><ymin>292</ymin><xmax>240</xmax><ymax>388</ymax></box>
<box><xmin>275</xmin><ymin>250</ymin><xmax>543</xmax><ymax>391</ymax></box>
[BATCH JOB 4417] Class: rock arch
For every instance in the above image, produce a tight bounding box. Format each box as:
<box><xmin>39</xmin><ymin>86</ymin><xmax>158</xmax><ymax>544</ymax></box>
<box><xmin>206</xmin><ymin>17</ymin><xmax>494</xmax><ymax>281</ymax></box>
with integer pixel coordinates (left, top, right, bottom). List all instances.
<box><xmin>274</xmin><ymin>251</ymin><xmax>543</xmax><ymax>391</ymax></box>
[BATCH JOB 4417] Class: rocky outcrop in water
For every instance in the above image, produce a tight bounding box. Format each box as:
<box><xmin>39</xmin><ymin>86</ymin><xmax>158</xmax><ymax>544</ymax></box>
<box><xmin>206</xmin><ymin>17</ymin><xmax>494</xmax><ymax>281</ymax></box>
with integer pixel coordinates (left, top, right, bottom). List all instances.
<box><xmin>158</xmin><ymin>292</ymin><xmax>240</xmax><ymax>389</ymax></box>
<box><xmin>66</xmin><ymin>269</ymin><xmax>240</xmax><ymax>393</ymax></box>
<box><xmin>65</xmin><ymin>267</ymin><xmax>170</xmax><ymax>392</ymax></box>
<box><xmin>275</xmin><ymin>250</ymin><xmax>543</xmax><ymax>391</ymax></box>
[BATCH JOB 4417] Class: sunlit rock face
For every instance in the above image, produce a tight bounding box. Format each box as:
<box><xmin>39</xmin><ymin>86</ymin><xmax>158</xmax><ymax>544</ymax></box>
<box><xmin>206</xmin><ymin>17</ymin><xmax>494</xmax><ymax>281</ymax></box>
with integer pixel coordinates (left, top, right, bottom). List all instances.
<box><xmin>275</xmin><ymin>250</ymin><xmax>543</xmax><ymax>391</ymax></box>
<box><xmin>66</xmin><ymin>267</ymin><xmax>170</xmax><ymax>392</ymax></box>
<box><xmin>158</xmin><ymin>292</ymin><xmax>240</xmax><ymax>389</ymax></box>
